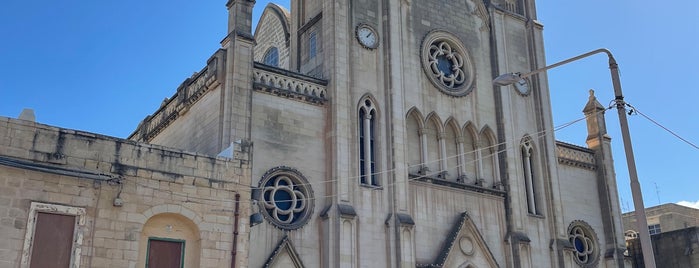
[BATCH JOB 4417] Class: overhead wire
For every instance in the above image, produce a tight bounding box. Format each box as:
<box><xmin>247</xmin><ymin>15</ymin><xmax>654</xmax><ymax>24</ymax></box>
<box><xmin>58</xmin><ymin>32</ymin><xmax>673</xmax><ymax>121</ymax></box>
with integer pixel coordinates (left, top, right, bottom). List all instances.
<box><xmin>126</xmin><ymin>106</ymin><xmax>611</xmax><ymax>205</ymax></box>
<box><xmin>626</xmin><ymin>103</ymin><xmax>699</xmax><ymax>150</ymax></box>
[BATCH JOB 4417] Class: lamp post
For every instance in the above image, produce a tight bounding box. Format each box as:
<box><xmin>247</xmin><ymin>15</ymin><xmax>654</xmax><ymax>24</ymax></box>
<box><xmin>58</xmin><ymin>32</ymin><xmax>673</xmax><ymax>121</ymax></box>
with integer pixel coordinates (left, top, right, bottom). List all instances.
<box><xmin>493</xmin><ymin>48</ymin><xmax>656</xmax><ymax>268</ymax></box>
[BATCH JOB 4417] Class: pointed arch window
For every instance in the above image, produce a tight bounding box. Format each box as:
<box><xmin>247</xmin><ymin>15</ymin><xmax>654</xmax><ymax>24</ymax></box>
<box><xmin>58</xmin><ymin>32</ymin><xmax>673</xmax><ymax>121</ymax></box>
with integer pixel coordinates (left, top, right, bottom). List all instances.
<box><xmin>521</xmin><ymin>140</ymin><xmax>539</xmax><ymax>215</ymax></box>
<box><xmin>309</xmin><ymin>31</ymin><xmax>317</xmax><ymax>59</ymax></box>
<box><xmin>263</xmin><ymin>47</ymin><xmax>279</xmax><ymax>67</ymax></box>
<box><xmin>479</xmin><ymin>132</ymin><xmax>498</xmax><ymax>187</ymax></box>
<box><xmin>359</xmin><ymin>99</ymin><xmax>378</xmax><ymax>186</ymax></box>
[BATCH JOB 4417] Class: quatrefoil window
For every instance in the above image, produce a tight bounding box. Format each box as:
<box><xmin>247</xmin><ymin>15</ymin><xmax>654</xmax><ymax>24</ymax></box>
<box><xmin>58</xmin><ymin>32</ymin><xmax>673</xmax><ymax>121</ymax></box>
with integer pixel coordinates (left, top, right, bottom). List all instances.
<box><xmin>568</xmin><ymin>221</ymin><xmax>599</xmax><ymax>267</ymax></box>
<box><xmin>421</xmin><ymin>30</ymin><xmax>474</xmax><ymax>96</ymax></box>
<box><xmin>258</xmin><ymin>167</ymin><xmax>314</xmax><ymax>230</ymax></box>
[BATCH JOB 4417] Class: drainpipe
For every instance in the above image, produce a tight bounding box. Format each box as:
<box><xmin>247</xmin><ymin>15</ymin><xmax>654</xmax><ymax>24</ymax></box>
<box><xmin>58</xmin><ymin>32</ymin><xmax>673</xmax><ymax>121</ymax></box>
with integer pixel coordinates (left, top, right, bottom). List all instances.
<box><xmin>231</xmin><ymin>193</ymin><xmax>240</xmax><ymax>268</ymax></box>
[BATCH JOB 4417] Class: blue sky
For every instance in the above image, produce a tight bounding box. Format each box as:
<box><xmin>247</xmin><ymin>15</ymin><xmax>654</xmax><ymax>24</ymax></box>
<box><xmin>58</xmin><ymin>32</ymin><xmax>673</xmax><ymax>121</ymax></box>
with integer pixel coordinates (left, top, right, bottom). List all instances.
<box><xmin>1</xmin><ymin>1</ymin><xmax>697</xmax><ymax>211</ymax></box>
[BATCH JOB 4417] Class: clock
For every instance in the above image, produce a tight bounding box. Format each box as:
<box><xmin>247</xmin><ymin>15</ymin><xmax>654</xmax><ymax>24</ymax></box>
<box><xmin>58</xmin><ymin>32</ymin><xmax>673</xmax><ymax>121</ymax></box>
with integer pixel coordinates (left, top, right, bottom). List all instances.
<box><xmin>356</xmin><ymin>24</ymin><xmax>378</xmax><ymax>49</ymax></box>
<box><xmin>514</xmin><ymin>78</ymin><xmax>530</xmax><ymax>94</ymax></box>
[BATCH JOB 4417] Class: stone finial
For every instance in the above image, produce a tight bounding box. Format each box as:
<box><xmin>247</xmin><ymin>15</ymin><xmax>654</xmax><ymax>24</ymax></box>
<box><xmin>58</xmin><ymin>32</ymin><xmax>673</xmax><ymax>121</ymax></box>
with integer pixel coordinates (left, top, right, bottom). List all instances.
<box><xmin>582</xmin><ymin>89</ymin><xmax>605</xmax><ymax>114</ymax></box>
<box><xmin>583</xmin><ymin>89</ymin><xmax>609</xmax><ymax>149</ymax></box>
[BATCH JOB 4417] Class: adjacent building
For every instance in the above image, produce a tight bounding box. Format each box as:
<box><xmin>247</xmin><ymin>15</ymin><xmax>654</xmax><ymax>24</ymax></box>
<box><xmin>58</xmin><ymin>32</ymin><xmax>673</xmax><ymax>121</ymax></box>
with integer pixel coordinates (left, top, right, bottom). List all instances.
<box><xmin>125</xmin><ymin>0</ymin><xmax>629</xmax><ymax>267</ymax></box>
<box><xmin>0</xmin><ymin>116</ymin><xmax>252</xmax><ymax>267</ymax></box>
<box><xmin>623</xmin><ymin>204</ymin><xmax>699</xmax><ymax>268</ymax></box>
<box><xmin>623</xmin><ymin>203</ymin><xmax>699</xmax><ymax>239</ymax></box>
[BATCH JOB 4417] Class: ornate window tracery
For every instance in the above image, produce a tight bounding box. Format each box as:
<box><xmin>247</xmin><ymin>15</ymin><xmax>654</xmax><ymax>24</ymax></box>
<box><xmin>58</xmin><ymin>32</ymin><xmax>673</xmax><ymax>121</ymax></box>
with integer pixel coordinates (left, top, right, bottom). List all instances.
<box><xmin>421</xmin><ymin>30</ymin><xmax>475</xmax><ymax>96</ymax></box>
<box><xmin>258</xmin><ymin>167</ymin><xmax>314</xmax><ymax>230</ymax></box>
<box><xmin>568</xmin><ymin>221</ymin><xmax>600</xmax><ymax>267</ymax></box>
<box><xmin>359</xmin><ymin>98</ymin><xmax>378</xmax><ymax>186</ymax></box>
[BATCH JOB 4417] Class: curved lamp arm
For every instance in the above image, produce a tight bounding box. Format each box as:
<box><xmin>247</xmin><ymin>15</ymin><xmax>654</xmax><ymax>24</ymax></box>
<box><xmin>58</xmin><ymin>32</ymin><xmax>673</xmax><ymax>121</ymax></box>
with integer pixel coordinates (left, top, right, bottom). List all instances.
<box><xmin>492</xmin><ymin>48</ymin><xmax>614</xmax><ymax>86</ymax></box>
<box><xmin>492</xmin><ymin>48</ymin><xmax>656</xmax><ymax>268</ymax></box>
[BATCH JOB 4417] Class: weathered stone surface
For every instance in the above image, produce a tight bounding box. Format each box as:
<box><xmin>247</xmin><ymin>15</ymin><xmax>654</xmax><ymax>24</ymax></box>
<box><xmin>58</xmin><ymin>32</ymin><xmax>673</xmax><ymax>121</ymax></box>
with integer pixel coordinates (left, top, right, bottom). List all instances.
<box><xmin>0</xmin><ymin>116</ymin><xmax>251</xmax><ymax>268</ymax></box>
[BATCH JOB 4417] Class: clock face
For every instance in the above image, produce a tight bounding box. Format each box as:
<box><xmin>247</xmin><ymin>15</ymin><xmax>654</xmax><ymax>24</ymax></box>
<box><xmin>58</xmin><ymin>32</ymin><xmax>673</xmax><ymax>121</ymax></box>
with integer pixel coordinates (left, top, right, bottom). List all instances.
<box><xmin>356</xmin><ymin>25</ymin><xmax>378</xmax><ymax>49</ymax></box>
<box><xmin>514</xmin><ymin>78</ymin><xmax>530</xmax><ymax>94</ymax></box>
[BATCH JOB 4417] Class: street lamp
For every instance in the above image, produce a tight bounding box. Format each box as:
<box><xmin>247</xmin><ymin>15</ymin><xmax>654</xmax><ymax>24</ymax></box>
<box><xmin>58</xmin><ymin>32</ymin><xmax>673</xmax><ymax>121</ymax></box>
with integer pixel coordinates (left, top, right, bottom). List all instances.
<box><xmin>493</xmin><ymin>48</ymin><xmax>656</xmax><ymax>268</ymax></box>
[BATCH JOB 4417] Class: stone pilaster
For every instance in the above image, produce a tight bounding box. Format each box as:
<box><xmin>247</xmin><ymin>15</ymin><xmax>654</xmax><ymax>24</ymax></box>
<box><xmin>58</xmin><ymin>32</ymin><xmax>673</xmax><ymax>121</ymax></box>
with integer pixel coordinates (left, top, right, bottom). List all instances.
<box><xmin>221</xmin><ymin>0</ymin><xmax>256</xmax><ymax>151</ymax></box>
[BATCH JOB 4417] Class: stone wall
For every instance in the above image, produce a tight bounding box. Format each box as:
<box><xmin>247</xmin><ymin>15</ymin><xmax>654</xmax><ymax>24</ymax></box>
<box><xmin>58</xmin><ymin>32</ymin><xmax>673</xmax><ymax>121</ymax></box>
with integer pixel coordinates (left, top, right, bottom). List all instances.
<box><xmin>623</xmin><ymin>203</ymin><xmax>699</xmax><ymax>235</ymax></box>
<box><xmin>627</xmin><ymin>226</ymin><xmax>699</xmax><ymax>268</ymax></box>
<box><xmin>0</xmin><ymin>116</ymin><xmax>250</xmax><ymax>268</ymax></box>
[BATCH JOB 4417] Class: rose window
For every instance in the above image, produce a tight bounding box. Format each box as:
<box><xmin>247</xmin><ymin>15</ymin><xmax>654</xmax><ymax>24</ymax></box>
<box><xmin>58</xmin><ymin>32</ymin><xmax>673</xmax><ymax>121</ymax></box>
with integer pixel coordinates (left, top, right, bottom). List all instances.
<box><xmin>258</xmin><ymin>167</ymin><xmax>314</xmax><ymax>230</ymax></box>
<box><xmin>428</xmin><ymin>41</ymin><xmax>465</xmax><ymax>88</ymax></box>
<box><xmin>568</xmin><ymin>221</ymin><xmax>599</xmax><ymax>267</ymax></box>
<box><xmin>421</xmin><ymin>30</ymin><xmax>474</xmax><ymax>96</ymax></box>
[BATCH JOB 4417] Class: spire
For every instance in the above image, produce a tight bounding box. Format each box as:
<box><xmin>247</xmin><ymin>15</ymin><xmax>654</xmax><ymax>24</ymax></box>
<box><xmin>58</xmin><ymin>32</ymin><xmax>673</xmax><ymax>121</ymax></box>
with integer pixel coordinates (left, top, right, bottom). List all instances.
<box><xmin>583</xmin><ymin>89</ymin><xmax>609</xmax><ymax>149</ymax></box>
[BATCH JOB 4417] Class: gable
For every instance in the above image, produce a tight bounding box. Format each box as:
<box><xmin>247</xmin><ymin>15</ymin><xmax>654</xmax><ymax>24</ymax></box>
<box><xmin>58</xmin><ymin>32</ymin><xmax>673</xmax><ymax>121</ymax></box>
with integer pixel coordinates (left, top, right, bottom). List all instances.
<box><xmin>263</xmin><ymin>235</ymin><xmax>305</xmax><ymax>268</ymax></box>
<box><xmin>417</xmin><ymin>212</ymin><xmax>500</xmax><ymax>268</ymax></box>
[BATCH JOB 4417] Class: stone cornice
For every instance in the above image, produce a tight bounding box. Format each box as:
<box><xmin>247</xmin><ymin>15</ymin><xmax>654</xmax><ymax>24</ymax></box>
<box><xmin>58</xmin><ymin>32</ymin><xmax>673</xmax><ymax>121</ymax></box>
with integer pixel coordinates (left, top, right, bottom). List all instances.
<box><xmin>252</xmin><ymin>62</ymin><xmax>328</xmax><ymax>105</ymax></box>
<box><xmin>556</xmin><ymin>141</ymin><xmax>597</xmax><ymax>170</ymax></box>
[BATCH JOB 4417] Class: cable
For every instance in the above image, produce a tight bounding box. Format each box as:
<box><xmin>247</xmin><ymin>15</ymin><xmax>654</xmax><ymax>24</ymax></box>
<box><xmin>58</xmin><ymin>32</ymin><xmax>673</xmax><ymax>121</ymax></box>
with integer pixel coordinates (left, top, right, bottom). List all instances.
<box><xmin>126</xmin><ymin>108</ymin><xmax>604</xmax><ymax>206</ymax></box>
<box><xmin>626</xmin><ymin>104</ymin><xmax>699</xmax><ymax>151</ymax></box>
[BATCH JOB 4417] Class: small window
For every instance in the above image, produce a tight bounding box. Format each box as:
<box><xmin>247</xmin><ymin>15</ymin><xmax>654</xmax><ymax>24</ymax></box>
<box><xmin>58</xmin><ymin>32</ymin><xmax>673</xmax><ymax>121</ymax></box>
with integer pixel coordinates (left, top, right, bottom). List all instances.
<box><xmin>263</xmin><ymin>47</ymin><xmax>279</xmax><ymax>67</ymax></box>
<box><xmin>648</xmin><ymin>224</ymin><xmax>661</xmax><ymax>235</ymax></box>
<box><xmin>309</xmin><ymin>32</ymin><xmax>317</xmax><ymax>59</ymax></box>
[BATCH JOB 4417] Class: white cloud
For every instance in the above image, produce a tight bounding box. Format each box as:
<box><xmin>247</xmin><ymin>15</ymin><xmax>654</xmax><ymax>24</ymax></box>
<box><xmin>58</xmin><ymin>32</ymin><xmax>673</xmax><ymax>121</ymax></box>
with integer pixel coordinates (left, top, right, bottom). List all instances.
<box><xmin>676</xmin><ymin>200</ymin><xmax>699</xmax><ymax>209</ymax></box>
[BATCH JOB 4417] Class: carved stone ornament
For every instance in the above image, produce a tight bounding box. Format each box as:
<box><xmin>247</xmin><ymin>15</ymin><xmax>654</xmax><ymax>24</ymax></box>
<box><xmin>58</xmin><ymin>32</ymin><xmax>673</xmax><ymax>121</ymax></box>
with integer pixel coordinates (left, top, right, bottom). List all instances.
<box><xmin>567</xmin><ymin>220</ymin><xmax>600</xmax><ymax>267</ymax></box>
<box><xmin>421</xmin><ymin>30</ymin><xmax>475</xmax><ymax>96</ymax></box>
<box><xmin>258</xmin><ymin>166</ymin><xmax>314</xmax><ymax>230</ymax></box>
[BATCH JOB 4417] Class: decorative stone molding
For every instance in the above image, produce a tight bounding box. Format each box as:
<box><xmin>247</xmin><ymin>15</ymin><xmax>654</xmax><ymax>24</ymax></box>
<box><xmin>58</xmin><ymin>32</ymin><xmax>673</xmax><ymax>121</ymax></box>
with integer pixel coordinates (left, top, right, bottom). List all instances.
<box><xmin>396</xmin><ymin>213</ymin><xmax>415</xmax><ymax>226</ymax></box>
<box><xmin>556</xmin><ymin>141</ymin><xmax>596</xmax><ymax>170</ymax></box>
<box><xmin>568</xmin><ymin>220</ymin><xmax>601</xmax><ymax>268</ymax></box>
<box><xmin>417</xmin><ymin>211</ymin><xmax>501</xmax><ymax>268</ymax></box>
<box><xmin>420</xmin><ymin>30</ymin><xmax>475</xmax><ymax>97</ymax></box>
<box><xmin>253</xmin><ymin>62</ymin><xmax>328</xmax><ymax>105</ymax></box>
<box><xmin>410</xmin><ymin>174</ymin><xmax>506</xmax><ymax>197</ymax></box>
<box><xmin>338</xmin><ymin>204</ymin><xmax>357</xmax><ymax>219</ymax></box>
<box><xmin>263</xmin><ymin>235</ymin><xmax>305</xmax><ymax>268</ymax></box>
<box><xmin>257</xmin><ymin>166</ymin><xmax>314</xmax><ymax>230</ymax></box>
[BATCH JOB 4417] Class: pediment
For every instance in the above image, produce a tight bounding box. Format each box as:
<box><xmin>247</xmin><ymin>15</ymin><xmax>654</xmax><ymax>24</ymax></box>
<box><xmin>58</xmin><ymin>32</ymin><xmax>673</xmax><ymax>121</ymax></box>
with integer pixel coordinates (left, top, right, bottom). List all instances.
<box><xmin>417</xmin><ymin>212</ymin><xmax>500</xmax><ymax>268</ymax></box>
<box><xmin>263</xmin><ymin>235</ymin><xmax>305</xmax><ymax>268</ymax></box>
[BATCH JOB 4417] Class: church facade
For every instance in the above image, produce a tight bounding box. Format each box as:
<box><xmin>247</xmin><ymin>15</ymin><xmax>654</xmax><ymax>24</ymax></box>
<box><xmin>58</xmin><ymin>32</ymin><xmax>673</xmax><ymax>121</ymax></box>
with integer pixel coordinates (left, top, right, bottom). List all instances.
<box><xmin>130</xmin><ymin>0</ymin><xmax>629</xmax><ymax>267</ymax></box>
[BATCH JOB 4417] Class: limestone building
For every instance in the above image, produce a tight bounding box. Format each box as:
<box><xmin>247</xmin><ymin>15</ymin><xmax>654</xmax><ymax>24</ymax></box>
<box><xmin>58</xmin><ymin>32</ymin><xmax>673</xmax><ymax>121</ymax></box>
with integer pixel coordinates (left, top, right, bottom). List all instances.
<box><xmin>622</xmin><ymin>203</ymin><xmax>699</xmax><ymax>239</ymax></box>
<box><xmin>129</xmin><ymin>0</ymin><xmax>630</xmax><ymax>267</ymax></box>
<box><xmin>622</xmin><ymin>203</ymin><xmax>699</xmax><ymax>267</ymax></box>
<box><xmin>0</xmin><ymin>116</ymin><xmax>251</xmax><ymax>267</ymax></box>
<box><xmin>622</xmin><ymin>204</ymin><xmax>699</xmax><ymax>268</ymax></box>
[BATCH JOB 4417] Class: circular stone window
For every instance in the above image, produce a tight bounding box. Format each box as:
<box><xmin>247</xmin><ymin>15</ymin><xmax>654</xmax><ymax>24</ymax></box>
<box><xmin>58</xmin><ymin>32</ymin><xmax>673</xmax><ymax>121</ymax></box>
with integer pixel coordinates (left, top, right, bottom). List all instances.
<box><xmin>258</xmin><ymin>166</ymin><xmax>314</xmax><ymax>230</ymax></box>
<box><xmin>568</xmin><ymin>220</ymin><xmax>600</xmax><ymax>267</ymax></box>
<box><xmin>420</xmin><ymin>30</ymin><xmax>475</xmax><ymax>96</ymax></box>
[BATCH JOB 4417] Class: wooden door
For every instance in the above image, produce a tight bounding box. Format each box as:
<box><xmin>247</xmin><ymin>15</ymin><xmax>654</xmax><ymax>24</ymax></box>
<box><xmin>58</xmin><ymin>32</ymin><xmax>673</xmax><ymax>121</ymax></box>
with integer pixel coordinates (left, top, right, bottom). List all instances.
<box><xmin>29</xmin><ymin>212</ymin><xmax>76</xmax><ymax>268</ymax></box>
<box><xmin>147</xmin><ymin>238</ymin><xmax>184</xmax><ymax>268</ymax></box>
